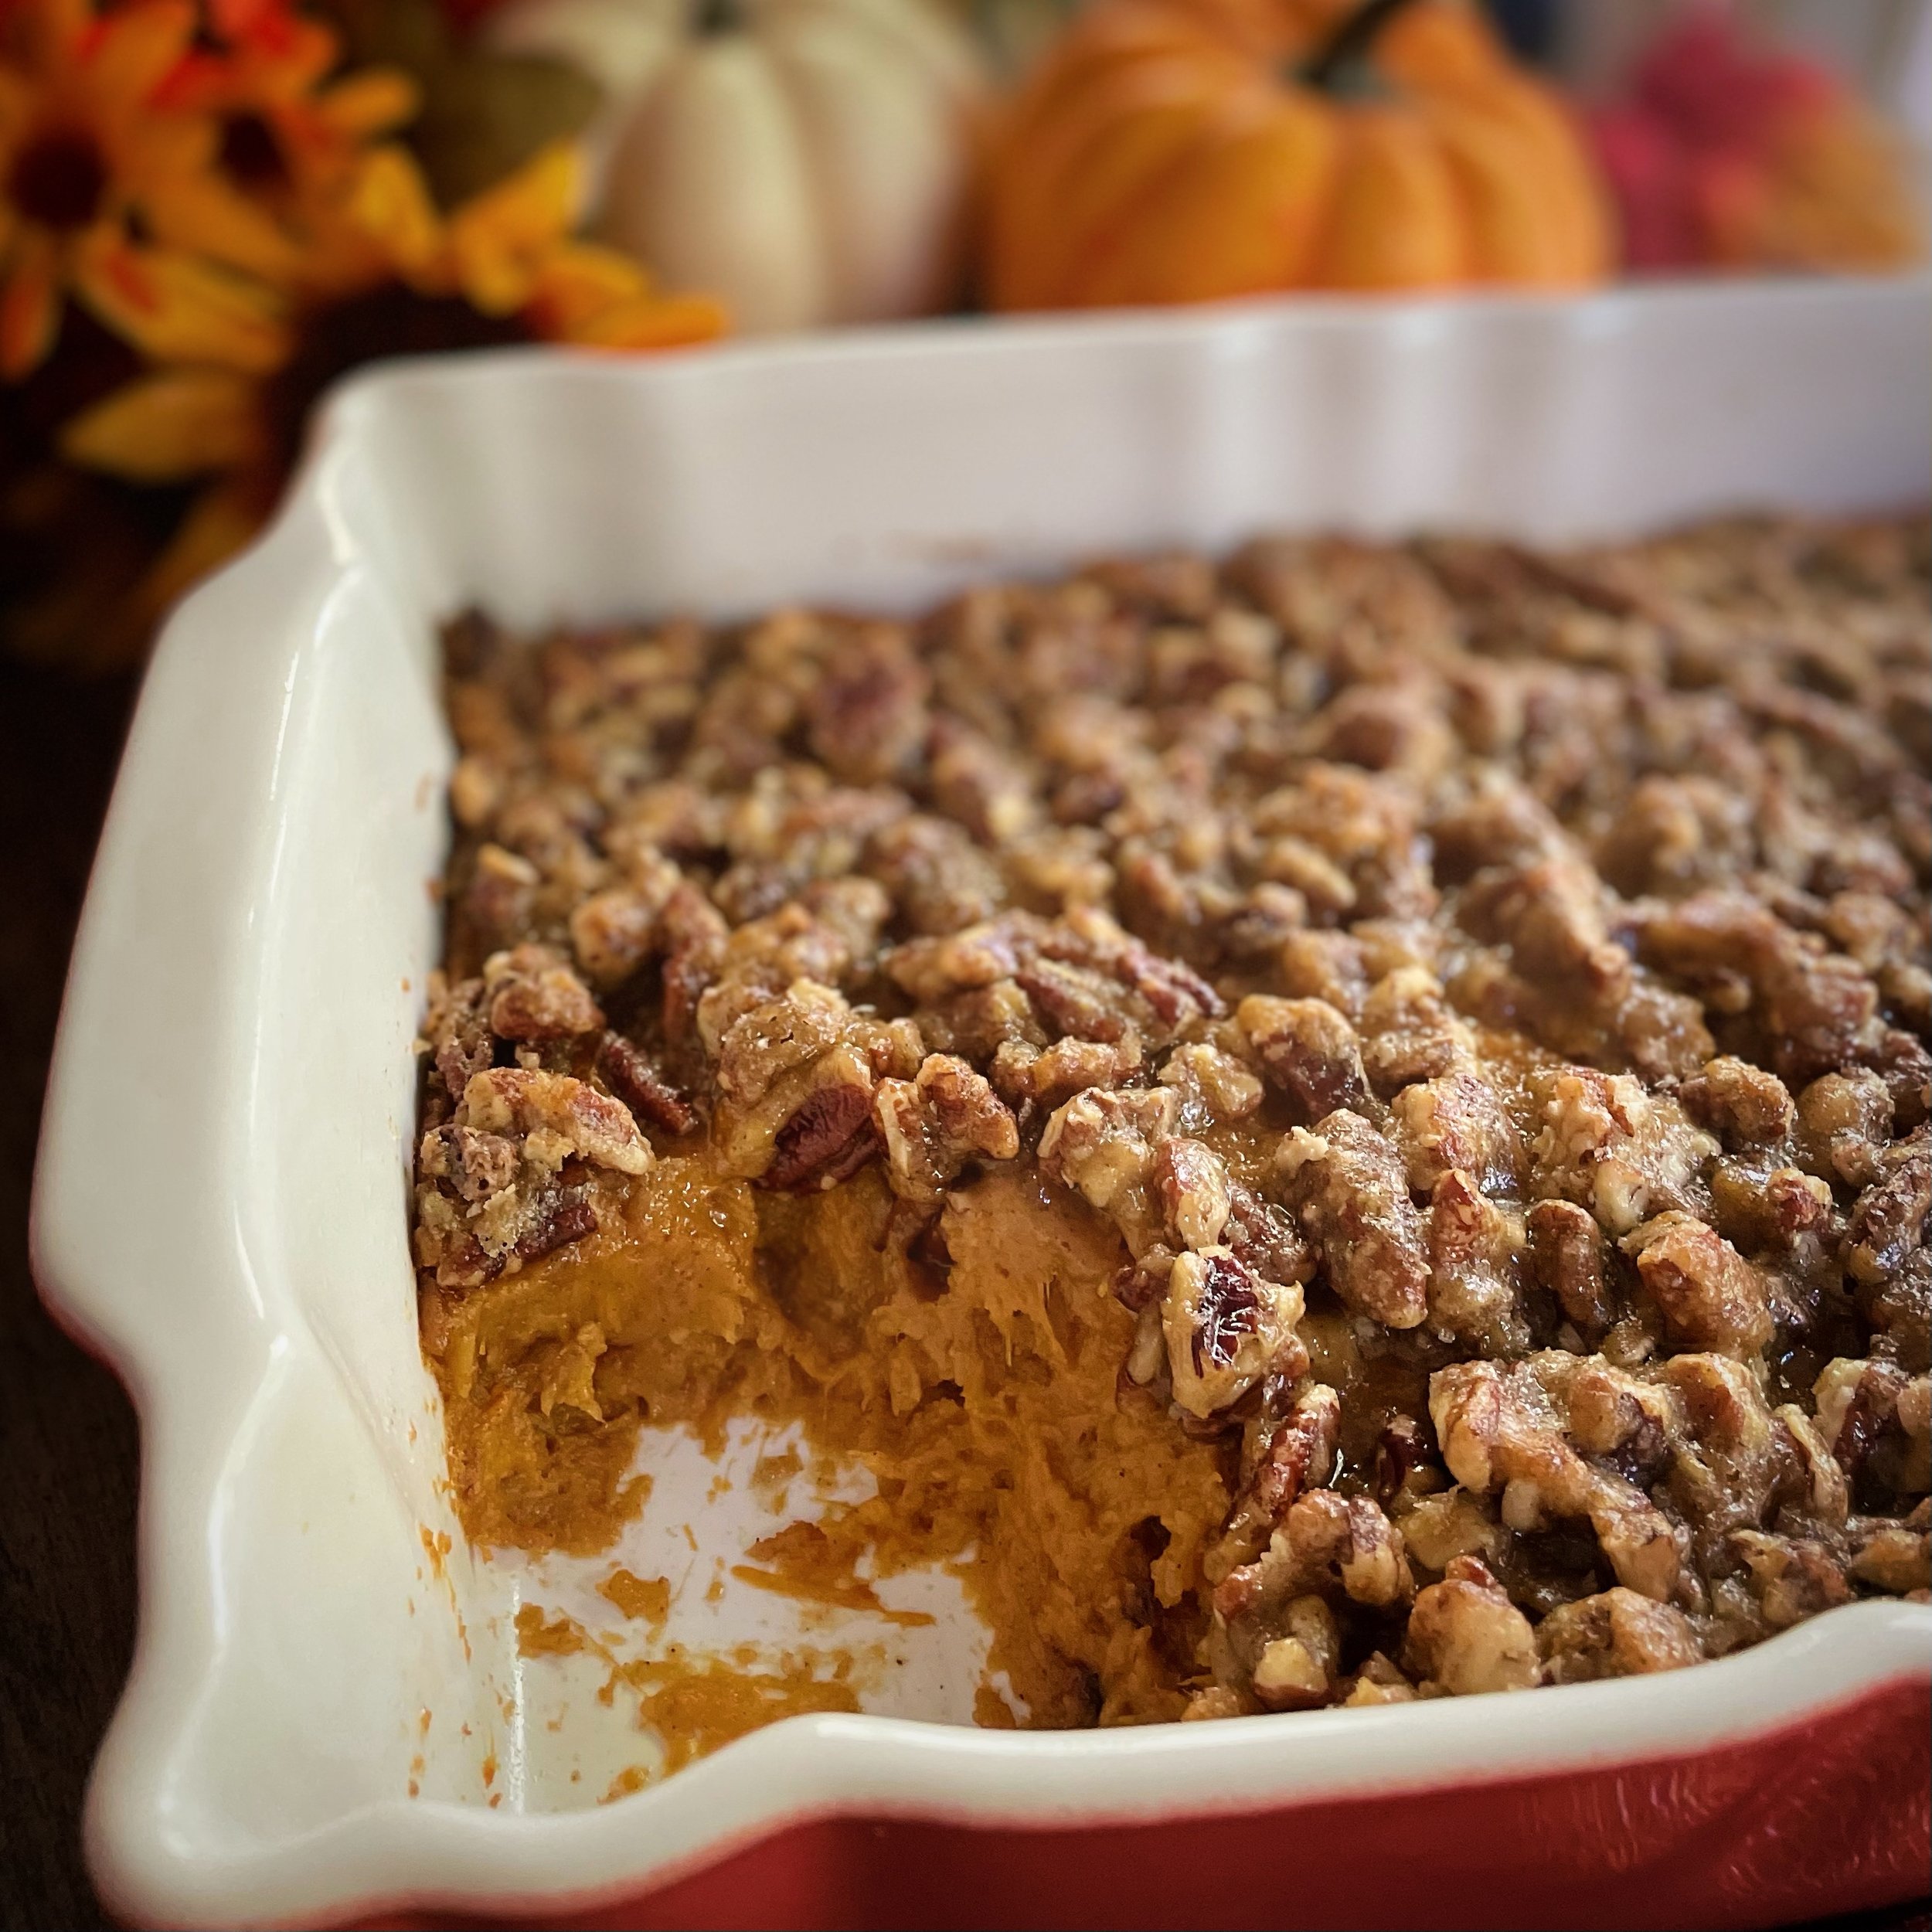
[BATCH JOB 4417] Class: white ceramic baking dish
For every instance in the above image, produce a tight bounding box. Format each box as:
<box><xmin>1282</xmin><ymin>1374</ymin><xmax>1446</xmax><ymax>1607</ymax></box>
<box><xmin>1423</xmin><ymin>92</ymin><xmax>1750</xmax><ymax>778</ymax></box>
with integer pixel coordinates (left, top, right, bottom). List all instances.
<box><xmin>33</xmin><ymin>274</ymin><xmax>1932</xmax><ymax>1932</ymax></box>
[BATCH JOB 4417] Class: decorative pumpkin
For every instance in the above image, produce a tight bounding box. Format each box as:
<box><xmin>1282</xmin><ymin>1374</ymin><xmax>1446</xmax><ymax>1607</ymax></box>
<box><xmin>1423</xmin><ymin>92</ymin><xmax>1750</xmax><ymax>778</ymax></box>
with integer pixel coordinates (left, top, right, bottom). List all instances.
<box><xmin>486</xmin><ymin>0</ymin><xmax>987</xmax><ymax>333</ymax></box>
<box><xmin>985</xmin><ymin>0</ymin><xmax>1613</xmax><ymax>311</ymax></box>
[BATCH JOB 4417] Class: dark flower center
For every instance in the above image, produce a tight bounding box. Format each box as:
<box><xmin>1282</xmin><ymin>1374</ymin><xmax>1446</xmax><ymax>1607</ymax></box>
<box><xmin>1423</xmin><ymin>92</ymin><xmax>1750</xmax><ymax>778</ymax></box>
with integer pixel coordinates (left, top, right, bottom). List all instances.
<box><xmin>218</xmin><ymin>112</ymin><xmax>288</xmax><ymax>191</ymax></box>
<box><xmin>9</xmin><ymin>127</ymin><xmax>109</xmax><ymax>231</ymax></box>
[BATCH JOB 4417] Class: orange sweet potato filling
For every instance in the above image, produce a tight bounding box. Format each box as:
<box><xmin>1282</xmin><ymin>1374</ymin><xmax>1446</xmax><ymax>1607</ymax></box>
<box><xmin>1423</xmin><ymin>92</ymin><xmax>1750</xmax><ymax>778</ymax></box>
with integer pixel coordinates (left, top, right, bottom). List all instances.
<box><xmin>424</xmin><ymin>1157</ymin><xmax>1237</xmax><ymax>1726</ymax></box>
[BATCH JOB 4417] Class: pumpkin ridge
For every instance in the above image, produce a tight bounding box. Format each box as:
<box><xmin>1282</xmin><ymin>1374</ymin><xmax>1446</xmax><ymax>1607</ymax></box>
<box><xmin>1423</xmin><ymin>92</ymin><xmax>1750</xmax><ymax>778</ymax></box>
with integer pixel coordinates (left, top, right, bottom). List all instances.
<box><xmin>982</xmin><ymin>0</ymin><xmax>1611</xmax><ymax>310</ymax></box>
<box><xmin>1070</xmin><ymin>90</ymin><xmax>1323</xmax><ymax>307</ymax></box>
<box><xmin>998</xmin><ymin>63</ymin><xmax>1274</xmax><ymax>308</ymax></box>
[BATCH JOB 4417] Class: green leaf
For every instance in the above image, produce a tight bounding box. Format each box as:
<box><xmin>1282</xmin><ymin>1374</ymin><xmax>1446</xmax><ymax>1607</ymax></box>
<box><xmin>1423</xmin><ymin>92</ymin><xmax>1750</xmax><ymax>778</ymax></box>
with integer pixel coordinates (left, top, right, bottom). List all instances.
<box><xmin>317</xmin><ymin>0</ymin><xmax>603</xmax><ymax>207</ymax></box>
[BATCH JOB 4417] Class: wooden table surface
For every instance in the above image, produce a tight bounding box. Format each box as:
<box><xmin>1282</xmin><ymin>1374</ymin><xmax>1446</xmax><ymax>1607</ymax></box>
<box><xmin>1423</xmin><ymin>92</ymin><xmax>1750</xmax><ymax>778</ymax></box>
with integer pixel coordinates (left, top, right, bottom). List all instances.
<box><xmin>0</xmin><ymin>655</ymin><xmax>1925</xmax><ymax>1932</ymax></box>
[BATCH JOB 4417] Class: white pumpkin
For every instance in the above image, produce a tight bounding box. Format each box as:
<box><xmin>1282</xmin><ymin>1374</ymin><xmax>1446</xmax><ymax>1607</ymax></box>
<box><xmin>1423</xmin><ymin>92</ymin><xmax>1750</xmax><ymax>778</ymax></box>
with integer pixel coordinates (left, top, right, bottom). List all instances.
<box><xmin>486</xmin><ymin>0</ymin><xmax>986</xmax><ymax>335</ymax></box>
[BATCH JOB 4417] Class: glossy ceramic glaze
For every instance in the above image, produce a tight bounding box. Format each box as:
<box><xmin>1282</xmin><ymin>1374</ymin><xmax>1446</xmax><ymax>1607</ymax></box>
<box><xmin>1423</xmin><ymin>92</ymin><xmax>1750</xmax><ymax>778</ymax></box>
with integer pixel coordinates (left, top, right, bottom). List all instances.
<box><xmin>32</xmin><ymin>277</ymin><xmax>1932</xmax><ymax>1931</ymax></box>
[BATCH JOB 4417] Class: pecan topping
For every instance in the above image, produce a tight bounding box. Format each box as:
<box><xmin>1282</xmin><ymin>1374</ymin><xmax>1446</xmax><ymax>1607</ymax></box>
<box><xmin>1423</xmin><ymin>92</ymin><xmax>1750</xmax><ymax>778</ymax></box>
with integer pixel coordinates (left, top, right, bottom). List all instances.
<box><xmin>421</xmin><ymin>512</ymin><xmax>1932</xmax><ymax>1723</ymax></box>
<box><xmin>764</xmin><ymin>1075</ymin><xmax>879</xmax><ymax>1192</ymax></box>
<box><xmin>874</xmin><ymin>1054</ymin><xmax>1021</xmax><ymax>1204</ymax></box>
<box><xmin>1278</xmin><ymin>1111</ymin><xmax>1430</xmax><ymax>1329</ymax></box>
<box><xmin>596</xmin><ymin>1032</ymin><xmax>700</xmax><ymax>1137</ymax></box>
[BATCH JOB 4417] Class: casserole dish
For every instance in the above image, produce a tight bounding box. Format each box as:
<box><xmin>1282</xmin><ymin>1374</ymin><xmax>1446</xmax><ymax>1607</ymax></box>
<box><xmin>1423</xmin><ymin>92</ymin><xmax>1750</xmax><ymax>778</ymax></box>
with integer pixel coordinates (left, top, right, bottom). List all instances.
<box><xmin>32</xmin><ymin>274</ymin><xmax>1932</xmax><ymax>1931</ymax></box>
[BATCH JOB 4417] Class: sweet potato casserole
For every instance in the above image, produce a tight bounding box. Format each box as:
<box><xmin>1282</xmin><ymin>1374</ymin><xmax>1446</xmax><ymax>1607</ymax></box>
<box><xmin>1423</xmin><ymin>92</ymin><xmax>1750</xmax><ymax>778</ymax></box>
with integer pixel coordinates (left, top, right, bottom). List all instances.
<box><xmin>415</xmin><ymin>514</ymin><xmax>1930</xmax><ymax>1741</ymax></box>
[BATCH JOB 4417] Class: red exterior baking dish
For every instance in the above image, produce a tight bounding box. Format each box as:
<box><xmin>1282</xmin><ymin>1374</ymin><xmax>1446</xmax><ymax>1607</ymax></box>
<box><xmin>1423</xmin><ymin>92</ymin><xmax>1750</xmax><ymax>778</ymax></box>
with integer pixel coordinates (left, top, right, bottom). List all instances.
<box><xmin>32</xmin><ymin>278</ymin><xmax>1932</xmax><ymax>1930</ymax></box>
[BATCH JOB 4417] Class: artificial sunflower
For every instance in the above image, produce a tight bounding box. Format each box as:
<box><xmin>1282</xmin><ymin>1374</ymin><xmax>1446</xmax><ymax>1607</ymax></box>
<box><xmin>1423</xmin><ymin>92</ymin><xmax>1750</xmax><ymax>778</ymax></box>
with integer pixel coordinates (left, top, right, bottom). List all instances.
<box><xmin>0</xmin><ymin>0</ymin><xmax>296</xmax><ymax>376</ymax></box>
<box><xmin>1</xmin><ymin>0</ymin><xmax>724</xmax><ymax>670</ymax></box>
<box><xmin>63</xmin><ymin>136</ymin><xmax>724</xmax><ymax>485</ymax></box>
<box><xmin>55</xmin><ymin>132</ymin><xmax>723</xmax><ymax>650</ymax></box>
<box><xmin>157</xmin><ymin>0</ymin><xmax>423</xmax><ymax>247</ymax></box>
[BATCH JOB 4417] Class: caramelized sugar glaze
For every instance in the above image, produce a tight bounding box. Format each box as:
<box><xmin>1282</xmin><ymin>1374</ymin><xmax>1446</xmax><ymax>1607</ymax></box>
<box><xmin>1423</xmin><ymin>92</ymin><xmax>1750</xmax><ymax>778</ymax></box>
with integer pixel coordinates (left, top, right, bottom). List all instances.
<box><xmin>417</xmin><ymin>519</ymin><xmax>1930</xmax><ymax>1740</ymax></box>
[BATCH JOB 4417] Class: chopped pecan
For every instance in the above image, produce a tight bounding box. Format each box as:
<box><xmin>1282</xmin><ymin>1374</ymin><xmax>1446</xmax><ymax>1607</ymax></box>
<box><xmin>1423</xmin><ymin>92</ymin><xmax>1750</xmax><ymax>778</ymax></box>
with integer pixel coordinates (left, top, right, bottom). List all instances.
<box><xmin>1277</xmin><ymin>1111</ymin><xmax>1430</xmax><ymax>1329</ymax></box>
<box><xmin>483</xmin><ymin>944</ymin><xmax>605</xmax><ymax>1042</ymax></box>
<box><xmin>1165</xmin><ymin>1249</ymin><xmax>1270</xmax><ymax>1414</ymax></box>
<box><xmin>920</xmin><ymin>980</ymin><xmax>1045</xmax><ymax>1063</ymax></box>
<box><xmin>1623</xmin><ymin>1213</ymin><xmax>1774</xmax><ymax>1359</ymax></box>
<box><xmin>1527</xmin><ymin>1198</ymin><xmax>1612</xmax><ymax>1334</ymax></box>
<box><xmin>764</xmin><ymin>1069</ymin><xmax>879</xmax><ymax>1191</ymax></box>
<box><xmin>865</xmin><ymin>814</ymin><xmax>1005</xmax><ymax>937</ymax></box>
<box><xmin>1634</xmin><ymin>891</ymin><xmax>1879</xmax><ymax>1087</ymax></box>
<box><xmin>420</xmin><ymin>1124</ymin><xmax>518</xmax><ymax>1203</ymax></box>
<box><xmin>1536</xmin><ymin>1588</ymin><xmax>1700</xmax><ymax>1683</ymax></box>
<box><xmin>991</xmin><ymin>1032</ymin><xmax>1142</xmax><ymax>1111</ymax></box>
<box><xmin>1215</xmin><ymin>1489</ymin><xmax>1413</xmax><ymax>1673</ymax></box>
<box><xmin>1391</xmin><ymin>1069</ymin><xmax>1522</xmax><ymax>1199</ymax></box>
<box><xmin>1216</xmin><ymin>1383</ymin><xmax>1343</xmax><ymax>1571</ymax></box>
<box><xmin>713</xmin><ymin>979</ymin><xmax>852</xmax><ymax>1109</ymax></box>
<box><xmin>421</xmin><ymin>971</ymin><xmax>492</xmax><ymax>1106</ymax></box>
<box><xmin>1843</xmin><ymin>1128</ymin><xmax>1930</xmax><ymax>1287</ymax></box>
<box><xmin>1357</xmin><ymin>966</ymin><xmax>1471</xmax><ymax>1096</ymax></box>
<box><xmin>1729</xmin><ymin>1529</ymin><xmax>1854</xmax><ymax>1630</ymax></box>
<box><xmin>1221</xmin><ymin>1182</ymin><xmax>1315</xmax><ymax>1294</ymax></box>
<box><xmin>1425</xmin><ymin>1169</ymin><xmax>1528</xmax><ymax>1351</ymax></box>
<box><xmin>1038</xmin><ymin>1085</ymin><xmax>1180</xmax><ymax>1256</ymax></box>
<box><xmin>1680</xmin><ymin>1056</ymin><xmax>1796</xmax><ymax>1149</ymax></box>
<box><xmin>1236</xmin><ymin>995</ymin><xmax>1369</xmax><ymax>1122</ymax></box>
<box><xmin>1402</xmin><ymin>1556</ymin><xmax>1539</xmax><ymax>1696</ymax></box>
<box><xmin>1529</xmin><ymin>1067</ymin><xmax>1716</xmax><ymax>1238</ymax></box>
<box><xmin>459</xmin><ymin>1068</ymin><xmax>651</xmax><ymax>1176</ymax></box>
<box><xmin>1847</xmin><ymin>1512</ymin><xmax>1931</xmax><ymax>1593</ymax></box>
<box><xmin>1153</xmin><ymin>1138</ymin><xmax>1233</xmax><ymax>1253</ymax></box>
<box><xmin>1250</xmin><ymin>1597</ymin><xmax>1340</xmax><ymax>1712</ymax></box>
<box><xmin>1158</xmin><ymin>1042</ymin><xmax>1266</xmax><ymax>1133</ymax></box>
<box><xmin>658</xmin><ymin>882</ymin><xmax>729</xmax><ymax>1049</ymax></box>
<box><xmin>516</xmin><ymin>1198</ymin><xmax>600</xmax><ymax>1264</ymax></box>
<box><xmin>1429</xmin><ymin>1354</ymin><xmax>1685</xmax><ymax>1601</ymax></box>
<box><xmin>596</xmin><ymin>1032</ymin><xmax>699</xmax><ymax>1137</ymax></box>
<box><xmin>805</xmin><ymin>623</ymin><xmax>930</xmax><ymax>785</ymax></box>
<box><xmin>462</xmin><ymin>842</ymin><xmax>539</xmax><ymax>946</ymax></box>
<box><xmin>1799</xmin><ymin>1070</ymin><xmax>1896</xmax><ymax>1191</ymax></box>
<box><xmin>874</xmin><ymin>1054</ymin><xmax>1020</xmax><ymax>1204</ymax></box>
<box><xmin>1015</xmin><ymin>957</ymin><xmax>1137</xmax><ymax>1044</ymax></box>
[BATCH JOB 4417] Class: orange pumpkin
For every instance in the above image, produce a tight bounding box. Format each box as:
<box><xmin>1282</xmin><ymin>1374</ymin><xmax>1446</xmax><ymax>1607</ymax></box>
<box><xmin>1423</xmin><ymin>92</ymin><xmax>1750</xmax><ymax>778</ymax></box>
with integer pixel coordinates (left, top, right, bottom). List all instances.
<box><xmin>985</xmin><ymin>0</ymin><xmax>1613</xmax><ymax>310</ymax></box>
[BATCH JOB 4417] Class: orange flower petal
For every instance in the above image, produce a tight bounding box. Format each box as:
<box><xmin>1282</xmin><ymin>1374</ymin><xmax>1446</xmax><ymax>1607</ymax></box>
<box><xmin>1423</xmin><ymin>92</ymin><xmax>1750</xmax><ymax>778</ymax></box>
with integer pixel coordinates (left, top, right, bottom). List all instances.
<box><xmin>87</xmin><ymin>1</ymin><xmax>196</xmax><ymax>114</ymax></box>
<box><xmin>0</xmin><ymin>233</ymin><xmax>61</xmax><ymax>378</ymax></box>
<box><xmin>546</xmin><ymin>291</ymin><xmax>730</xmax><ymax>352</ymax></box>
<box><xmin>524</xmin><ymin>244</ymin><xmax>651</xmax><ymax>334</ymax></box>
<box><xmin>73</xmin><ymin>234</ymin><xmax>289</xmax><ymax>372</ymax></box>
<box><xmin>0</xmin><ymin>68</ymin><xmax>33</xmax><ymax>144</ymax></box>
<box><xmin>144</xmin><ymin>173</ymin><xmax>300</xmax><ymax>280</ymax></box>
<box><xmin>60</xmin><ymin>366</ymin><xmax>261</xmax><ymax>480</ymax></box>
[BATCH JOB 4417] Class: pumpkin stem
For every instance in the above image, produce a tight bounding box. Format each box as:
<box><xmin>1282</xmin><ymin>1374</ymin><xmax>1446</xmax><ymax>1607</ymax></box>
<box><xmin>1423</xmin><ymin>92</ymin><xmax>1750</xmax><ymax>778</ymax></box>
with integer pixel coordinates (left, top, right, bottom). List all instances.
<box><xmin>696</xmin><ymin>0</ymin><xmax>743</xmax><ymax>32</ymax></box>
<box><xmin>1299</xmin><ymin>0</ymin><xmax>1426</xmax><ymax>90</ymax></box>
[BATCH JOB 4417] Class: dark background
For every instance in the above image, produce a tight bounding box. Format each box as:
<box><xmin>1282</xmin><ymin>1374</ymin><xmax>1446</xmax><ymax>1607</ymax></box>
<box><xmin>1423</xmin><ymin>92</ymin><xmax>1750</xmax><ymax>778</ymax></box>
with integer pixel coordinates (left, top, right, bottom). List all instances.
<box><xmin>0</xmin><ymin>658</ymin><xmax>1925</xmax><ymax>1929</ymax></box>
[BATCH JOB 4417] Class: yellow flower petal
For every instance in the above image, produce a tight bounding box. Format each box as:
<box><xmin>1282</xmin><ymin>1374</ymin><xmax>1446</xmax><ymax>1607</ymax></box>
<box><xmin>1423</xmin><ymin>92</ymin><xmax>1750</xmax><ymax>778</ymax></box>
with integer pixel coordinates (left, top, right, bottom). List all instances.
<box><xmin>60</xmin><ymin>366</ymin><xmax>262</xmax><ymax>481</ymax></box>
<box><xmin>445</xmin><ymin>142</ymin><xmax>585</xmax><ymax>315</ymax></box>
<box><xmin>0</xmin><ymin>233</ymin><xmax>61</xmax><ymax>378</ymax></box>
<box><xmin>73</xmin><ymin>233</ymin><xmax>289</xmax><ymax>373</ymax></box>
<box><xmin>346</xmin><ymin>146</ymin><xmax>441</xmax><ymax>280</ymax></box>
<box><xmin>454</xmin><ymin>141</ymin><xmax>583</xmax><ymax>253</ymax></box>
<box><xmin>317</xmin><ymin>70</ymin><xmax>420</xmax><ymax>141</ymax></box>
